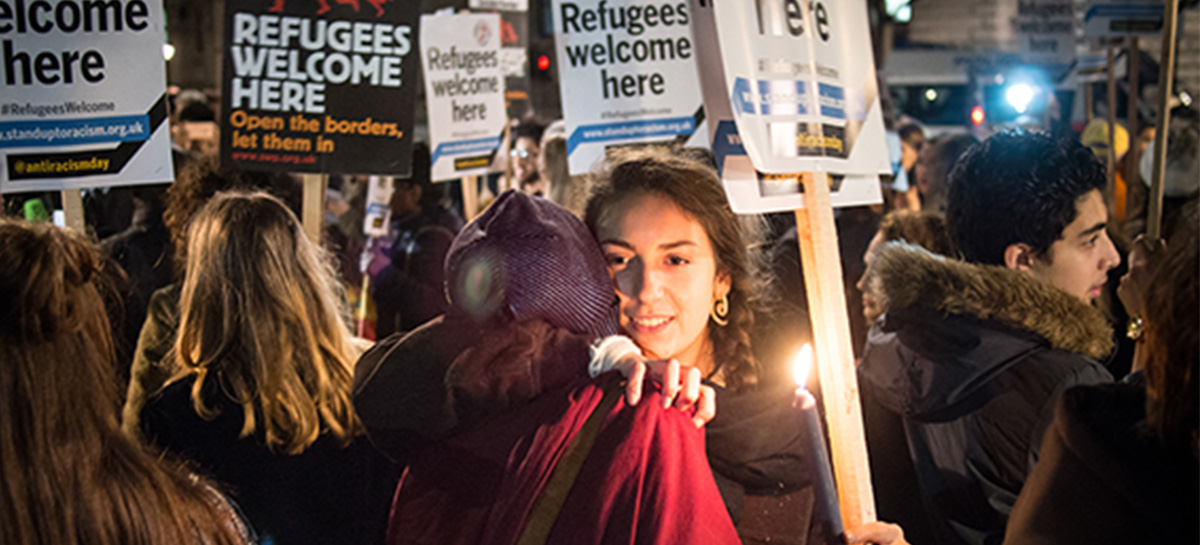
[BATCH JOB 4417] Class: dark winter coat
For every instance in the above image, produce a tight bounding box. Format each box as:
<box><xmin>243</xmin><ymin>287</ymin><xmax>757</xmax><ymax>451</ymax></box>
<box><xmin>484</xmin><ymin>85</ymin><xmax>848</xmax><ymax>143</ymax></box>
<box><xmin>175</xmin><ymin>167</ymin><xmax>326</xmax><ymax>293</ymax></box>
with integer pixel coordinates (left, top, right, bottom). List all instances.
<box><xmin>1004</xmin><ymin>383</ymin><xmax>1199</xmax><ymax>544</ymax></box>
<box><xmin>859</xmin><ymin>243</ymin><xmax>1114</xmax><ymax>545</ymax></box>
<box><xmin>141</xmin><ymin>376</ymin><xmax>402</xmax><ymax>545</ymax></box>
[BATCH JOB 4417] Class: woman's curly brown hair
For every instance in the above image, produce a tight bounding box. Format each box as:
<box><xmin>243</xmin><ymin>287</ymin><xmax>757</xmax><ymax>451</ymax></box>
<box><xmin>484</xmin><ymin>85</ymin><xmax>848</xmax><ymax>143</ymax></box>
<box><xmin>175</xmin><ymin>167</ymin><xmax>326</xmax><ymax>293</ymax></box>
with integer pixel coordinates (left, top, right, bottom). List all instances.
<box><xmin>585</xmin><ymin>148</ymin><xmax>769</xmax><ymax>391</ymax></box>
<box><xmin>163</xmin><ymin>154</ymin><xmax>301</xmax><ymax>274</ymax></box>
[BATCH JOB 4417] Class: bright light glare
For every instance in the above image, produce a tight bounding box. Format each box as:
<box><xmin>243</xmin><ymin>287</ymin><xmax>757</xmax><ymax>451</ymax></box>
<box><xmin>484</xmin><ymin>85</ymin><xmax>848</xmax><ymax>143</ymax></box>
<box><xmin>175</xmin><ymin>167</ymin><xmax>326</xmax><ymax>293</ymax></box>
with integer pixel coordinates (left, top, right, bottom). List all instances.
<box><xmin>924</xmin><ymin>88</ymin><xmax>939</xmax><ymax>102</ymax></box>
<box><xmin>1181</xmin><ymin>91</ymin><xmax>1193</xmax><ymax>107</ymax></box>
<box><xmin>1006</xmin><ymin>83</ymin><xmax>1036</xmax><ymax>114</ymax></box>
<box><xmin>162</xmin><ymin>43</ymin><xmax>176</xmax><ymax>61</ymax></box>
<box><xmin>971</xmin><ymin>105</ymin><xmax>986</xmax><ymax>126</ymax></box>
<box><xmin>792</xmin><ymin>344</ymin><xmax>813</xmax><ymax>390</ymax></box>
<box><xmin>886</xmin><ymin>0</ymin><xmax>911</xmax><ymax>22</ymax></box>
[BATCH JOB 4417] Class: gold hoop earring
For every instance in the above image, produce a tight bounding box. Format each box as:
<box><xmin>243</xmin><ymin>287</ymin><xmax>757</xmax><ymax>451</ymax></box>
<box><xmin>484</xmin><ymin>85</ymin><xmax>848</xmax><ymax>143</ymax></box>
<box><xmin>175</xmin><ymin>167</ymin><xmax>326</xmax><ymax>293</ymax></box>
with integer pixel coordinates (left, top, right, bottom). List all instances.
<box><xmin>711</xmin><ymin>294</ymin><xmax>729</xmax><ymax>326</ymax></box>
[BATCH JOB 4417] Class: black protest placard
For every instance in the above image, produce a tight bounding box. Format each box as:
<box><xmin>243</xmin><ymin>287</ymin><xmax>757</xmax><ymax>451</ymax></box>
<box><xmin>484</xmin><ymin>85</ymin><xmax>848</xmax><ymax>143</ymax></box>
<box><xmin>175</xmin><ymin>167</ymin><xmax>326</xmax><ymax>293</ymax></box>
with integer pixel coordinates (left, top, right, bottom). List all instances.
<box><xmin>220</xmin><ymin>0</ymin><xmax>418</xmax><ymax>176</ymax></box>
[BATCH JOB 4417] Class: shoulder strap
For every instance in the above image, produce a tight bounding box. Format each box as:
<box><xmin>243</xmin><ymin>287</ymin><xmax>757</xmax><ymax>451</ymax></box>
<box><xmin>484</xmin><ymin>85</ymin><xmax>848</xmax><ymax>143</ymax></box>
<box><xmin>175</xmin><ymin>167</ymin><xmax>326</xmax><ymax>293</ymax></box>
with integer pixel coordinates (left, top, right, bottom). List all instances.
<box><xmin>515</xmin><ymin>376</ymin><xmax>624</xmax><ymax>545</ymax></box>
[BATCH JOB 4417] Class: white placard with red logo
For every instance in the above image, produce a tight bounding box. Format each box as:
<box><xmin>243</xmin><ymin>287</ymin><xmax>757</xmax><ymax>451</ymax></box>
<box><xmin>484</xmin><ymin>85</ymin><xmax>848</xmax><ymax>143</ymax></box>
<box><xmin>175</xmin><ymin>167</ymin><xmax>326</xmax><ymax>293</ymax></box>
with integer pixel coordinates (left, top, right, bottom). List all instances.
<box><xmin>420</xmin><ymin>13</ymin><xmax>507</xmax><ymax>182</ymax></box>
<box><xmin>688</xmin><ymin>0</ymin><xmax>883</xmax><ymax>212</ymax></box>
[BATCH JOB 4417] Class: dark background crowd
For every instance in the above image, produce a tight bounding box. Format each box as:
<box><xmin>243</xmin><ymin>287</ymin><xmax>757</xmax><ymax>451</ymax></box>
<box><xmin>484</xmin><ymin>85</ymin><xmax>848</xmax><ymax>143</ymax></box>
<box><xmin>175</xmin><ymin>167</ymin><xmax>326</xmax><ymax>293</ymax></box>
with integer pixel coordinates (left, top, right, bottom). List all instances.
<box><xmin>2</xmin><ymin>2</ymin><xmax>1199</xmax><ymax>544</ymax></box>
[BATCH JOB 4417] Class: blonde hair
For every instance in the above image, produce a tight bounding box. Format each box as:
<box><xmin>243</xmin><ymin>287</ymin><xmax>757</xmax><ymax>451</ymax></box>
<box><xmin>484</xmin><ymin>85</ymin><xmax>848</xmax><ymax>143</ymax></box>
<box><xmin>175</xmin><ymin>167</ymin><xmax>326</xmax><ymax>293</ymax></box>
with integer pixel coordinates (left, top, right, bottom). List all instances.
<box><xmin>176</xmin><ymin>191</ymin><xmax>360</xmax><ymax>454</ymax></box>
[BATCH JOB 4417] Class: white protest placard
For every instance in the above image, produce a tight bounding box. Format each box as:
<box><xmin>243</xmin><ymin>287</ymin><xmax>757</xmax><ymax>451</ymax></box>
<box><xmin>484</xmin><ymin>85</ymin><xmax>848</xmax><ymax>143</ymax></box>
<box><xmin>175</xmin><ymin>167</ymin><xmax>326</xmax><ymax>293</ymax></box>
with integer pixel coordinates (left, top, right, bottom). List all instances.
<box><xmin>690</xmin><ymin>0</ymin><xmax>885</xmax><ymax>212</ymax></box>
<box><xmin>552</xmin><ymin>0</ymin><xmax>703</xmax><ymax>174</ymax></box>
<box><xmin>421</xmin><ymin>13</ymin><xmax>507</xmax><ymax>182</ymax></box>
<box><xmin>0</xmin><ymin>0</ymin><xmax>172</xmax><ymax>193</ymax></box>
<box><xmin>1084</xmin><ymin>0</ymin><xmax>1164</xmax><ymax>37</ymax></box>
<box><xmin>362</xmin><ymin>175</ymin><xmax>393</xmax><ymax>237</ymax></box>
<box><xmin>1014</xmin><ymin>0</ymin><xmax>1077</xmax><ymax>64</ymax></box>
<box><xmin>708</xmin><ymin>0</ymin><xmax>890</xmax><ymax>176</ymax></box>
<box><xmin>470</xmin><ymin>0</ymin><xmax>529</xmax><ymax>11</ymax></box>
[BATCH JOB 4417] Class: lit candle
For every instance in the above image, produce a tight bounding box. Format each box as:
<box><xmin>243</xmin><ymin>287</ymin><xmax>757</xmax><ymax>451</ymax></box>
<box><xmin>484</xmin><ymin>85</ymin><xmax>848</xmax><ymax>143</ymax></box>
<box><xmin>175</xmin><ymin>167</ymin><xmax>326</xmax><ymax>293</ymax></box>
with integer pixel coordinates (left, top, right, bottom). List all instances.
<box><xmin>793</xmin><ymin>343</ymin><xmax>845</xmax><ymax>542</ymax></box>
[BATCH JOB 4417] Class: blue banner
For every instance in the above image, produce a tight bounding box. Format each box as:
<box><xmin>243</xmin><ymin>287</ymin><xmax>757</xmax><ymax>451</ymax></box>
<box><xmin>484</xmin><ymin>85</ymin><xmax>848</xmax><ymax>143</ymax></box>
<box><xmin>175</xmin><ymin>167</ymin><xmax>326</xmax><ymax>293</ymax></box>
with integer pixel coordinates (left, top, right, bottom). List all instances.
<box><xmin>430</xmin><ymin>135</ymin><xmax>502</xmax><ymax>165</ymax></box>
<box><xmin>0</xmin><ymin>115</ymin><xmax>150</xmax><ymax>149</ymax></box>
<box><xmin>566</xmin><ymin>117</ymin><xmax>696</xmax><ymax>155</ymax></box>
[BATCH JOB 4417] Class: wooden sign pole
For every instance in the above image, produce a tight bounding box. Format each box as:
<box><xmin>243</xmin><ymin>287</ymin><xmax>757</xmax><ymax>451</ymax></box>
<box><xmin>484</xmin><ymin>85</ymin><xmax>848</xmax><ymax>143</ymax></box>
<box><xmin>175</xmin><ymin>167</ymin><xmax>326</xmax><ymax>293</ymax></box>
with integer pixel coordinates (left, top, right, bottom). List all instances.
<box><xmin>462</xmin><ymin>175</ymin><xmax>480</xmax><ymax>222</ymax></box>
<box><xmin>1084</xmin><ymin>84</ymin><xmax>1094</xmax><ymax>122</ymax></box>
<box><xmin>60</xmin><ymin>189</ymin><xmax>85</xmax><ymax>232</ymax></box>
<box><xmin>502</xmin><ymin>122</ymin><xmax>515</xmax><ymax>193</ymax></box>
<box><xmin>1105</xmin><ymin>45</ymin><xmax>1118</xmax><ymax>220</ymax></box>
<box><xmin>793</xmin><ymin>171</ymin><xmax>876</xmax><ymax>528</ymax></box>
<box><xmin>302</xmin><ymin>173</ymin><xmax>327</xmax><ymax>244</ymax></box>
<box><xmin>1125</xmin><ymin>35</ymin><xmax>1140</xmax><ymax>205</ymax></box>
<box><xmin>1146</xmin><ymin>0</ymin><xmax>1180</xmax><ymax>241</ymax></box>
<box><xmin>357</xmin><ymin>273</ymin><xmax>372</xmax><ymax>339</ymax></box>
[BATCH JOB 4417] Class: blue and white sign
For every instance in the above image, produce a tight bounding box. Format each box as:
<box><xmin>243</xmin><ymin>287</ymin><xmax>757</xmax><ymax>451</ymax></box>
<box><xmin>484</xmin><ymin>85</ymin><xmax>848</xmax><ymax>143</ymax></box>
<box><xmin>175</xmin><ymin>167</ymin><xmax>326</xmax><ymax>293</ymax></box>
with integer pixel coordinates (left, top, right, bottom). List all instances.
<box><xmin>1084</xmin><ymin>0</ymin><xmax>1164</xmax><ymax>37</ymax></box>
<box><xmin>699</xmin><ymin>0</ymin><xmax>889</xmax><ymax>177</ymax></box>
<box><xmin>421</xmin><ymin>13</ymin><xmax>507</xmax><ymax>182</ymax></box>
<box><xmin>0</xmin><ymin>0</ymin><xmax>172</xmax><ymax>193</ymax></box>
<box><xmin>688</xmin><ymin>0</ymin><xmax>885</xmax><ymax>212</ymax></box>
<box><xmin>551</xmin><ymin>0</ymin><xmax>703</xmax><ymax>174</ymax></box>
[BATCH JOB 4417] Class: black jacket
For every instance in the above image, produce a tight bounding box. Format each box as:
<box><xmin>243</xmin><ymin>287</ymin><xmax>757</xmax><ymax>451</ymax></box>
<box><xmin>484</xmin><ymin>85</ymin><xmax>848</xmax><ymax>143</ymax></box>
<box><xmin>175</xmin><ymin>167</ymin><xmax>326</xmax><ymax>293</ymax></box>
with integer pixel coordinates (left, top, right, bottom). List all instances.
<box><xmin>858</xmin><ymin>244</ymin><xmax>1113</xmax><ymax>545</ymax></box>
<box><xmin>142</xmin><ymin>376</ymin><xmax>402</xmax><ymax>545</ymax></box>
<box><xmin>1004</xmin><ymin>383</ymin><xmax>1199</xmax><ymax>544</ymax></box>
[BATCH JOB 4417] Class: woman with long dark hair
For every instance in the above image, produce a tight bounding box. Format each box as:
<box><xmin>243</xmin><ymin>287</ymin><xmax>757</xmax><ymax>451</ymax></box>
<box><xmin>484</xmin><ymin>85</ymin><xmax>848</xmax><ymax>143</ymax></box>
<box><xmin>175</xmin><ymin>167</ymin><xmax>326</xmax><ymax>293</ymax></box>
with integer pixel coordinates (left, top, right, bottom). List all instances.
<box><xmin>0</xmin><ymin>219</ymin><xmax>247</xmax><ymax>545</ymax></box>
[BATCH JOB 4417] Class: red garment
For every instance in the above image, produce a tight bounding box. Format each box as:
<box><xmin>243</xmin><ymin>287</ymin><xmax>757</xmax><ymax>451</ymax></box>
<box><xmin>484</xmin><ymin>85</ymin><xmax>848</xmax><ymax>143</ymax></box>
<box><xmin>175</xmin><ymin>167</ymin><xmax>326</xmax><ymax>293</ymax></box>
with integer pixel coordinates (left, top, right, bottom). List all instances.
<box><xmin>387</xmin><ymin>376</ymin><xmax>740</xmax><ymax>545</ymax></box>
<box><xmin>356</xmin><ymin>317</ymin><xmax>739</xmax><ymax>545</ymax></box>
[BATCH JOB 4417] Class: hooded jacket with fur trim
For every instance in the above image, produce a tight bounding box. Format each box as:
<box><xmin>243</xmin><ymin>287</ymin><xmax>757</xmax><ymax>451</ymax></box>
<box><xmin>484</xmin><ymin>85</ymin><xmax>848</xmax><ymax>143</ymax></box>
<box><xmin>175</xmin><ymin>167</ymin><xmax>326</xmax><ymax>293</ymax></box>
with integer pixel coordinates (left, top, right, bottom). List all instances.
<box><xmin>858</xmin><ymin>243</ymin><xmax>1113</xmax><ymax>545</ymax></box>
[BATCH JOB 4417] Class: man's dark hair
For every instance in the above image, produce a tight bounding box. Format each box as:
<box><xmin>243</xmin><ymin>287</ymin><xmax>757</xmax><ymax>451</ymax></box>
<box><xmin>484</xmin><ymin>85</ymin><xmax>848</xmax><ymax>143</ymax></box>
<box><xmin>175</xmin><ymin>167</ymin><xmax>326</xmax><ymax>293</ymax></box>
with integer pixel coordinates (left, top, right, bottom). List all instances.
<box><xmin>947</xmin><ymin>129</ymin><xmax>1106</xmax><ymax>265</ymax></box>
<box><xmin>514</xmin><ymin>121</ymin><xmax>545</xmax><ymax>144</ymax></box>
<box><xmin>897</xmin><ymin>122</ymin><xmax>925</xmax><ymax>145</ymax></box>
<box><xmin>927</xmin><ymin>134</ymin><xmax>979</xmax><ymax>168</ymax></box>
<box><xmin>394</xmin><ymin>143</ymin><xmax>447</xmax><ymax>209</ymax></box>
<box><xmin>177</xmin><ymin>101</ymin><xmax>215</xmax><ymax>123</ymax></box>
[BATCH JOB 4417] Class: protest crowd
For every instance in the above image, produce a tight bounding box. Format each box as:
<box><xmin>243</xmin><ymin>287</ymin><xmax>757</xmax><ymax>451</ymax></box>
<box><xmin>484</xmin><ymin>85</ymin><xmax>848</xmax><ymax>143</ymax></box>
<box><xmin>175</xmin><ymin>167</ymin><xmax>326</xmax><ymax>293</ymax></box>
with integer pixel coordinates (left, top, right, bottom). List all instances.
<box><xmin>1</xmin><ymin>1</ymin><xmax>1198</xmax><ymax>545</ymax></box>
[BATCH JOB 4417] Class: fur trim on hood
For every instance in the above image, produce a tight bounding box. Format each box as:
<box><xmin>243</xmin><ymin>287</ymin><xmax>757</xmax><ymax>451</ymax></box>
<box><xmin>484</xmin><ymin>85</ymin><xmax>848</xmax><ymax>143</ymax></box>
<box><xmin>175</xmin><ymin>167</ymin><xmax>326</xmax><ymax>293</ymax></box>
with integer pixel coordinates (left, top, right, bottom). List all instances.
<box><xmin>868</xmin><ymin>242</ymin><xmax>1113</xmax><ymax>359</ymax></box>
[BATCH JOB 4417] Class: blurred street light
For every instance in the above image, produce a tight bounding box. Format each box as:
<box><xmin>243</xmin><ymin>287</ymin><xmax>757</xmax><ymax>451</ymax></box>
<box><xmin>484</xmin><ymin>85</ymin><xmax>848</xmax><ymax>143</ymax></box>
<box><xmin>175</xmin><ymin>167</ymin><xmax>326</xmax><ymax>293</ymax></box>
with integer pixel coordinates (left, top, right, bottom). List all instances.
<box><xmin>1005</xmin><ymin>83</ymin><xmax>1036</xmax><ymax>114</ymax></box>
<box><xmin>971</xmin><ymin>105</ymin><xmax>986</xmax><ymax>126</ymax></box>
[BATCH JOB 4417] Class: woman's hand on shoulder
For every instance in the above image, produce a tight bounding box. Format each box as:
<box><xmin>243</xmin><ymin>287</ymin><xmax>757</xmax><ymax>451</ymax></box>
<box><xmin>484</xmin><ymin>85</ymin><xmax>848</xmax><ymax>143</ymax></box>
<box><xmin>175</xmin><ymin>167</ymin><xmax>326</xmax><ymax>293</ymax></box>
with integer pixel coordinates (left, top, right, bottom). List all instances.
<box><xmin>612</xmin><ymin>354</ymin><xmax>716</xmax><ymax>428</ymax></box>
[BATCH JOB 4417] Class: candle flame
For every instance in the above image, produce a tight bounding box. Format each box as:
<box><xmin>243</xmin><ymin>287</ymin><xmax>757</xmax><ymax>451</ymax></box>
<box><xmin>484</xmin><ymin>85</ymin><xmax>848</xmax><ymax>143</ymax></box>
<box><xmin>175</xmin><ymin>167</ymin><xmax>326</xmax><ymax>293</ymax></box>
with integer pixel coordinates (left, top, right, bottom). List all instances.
<box><xmin>793</xmin><ymin>343</ymin><xmax>813</xmax><ymax>390</ymax></box>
